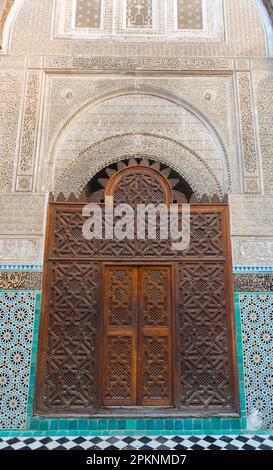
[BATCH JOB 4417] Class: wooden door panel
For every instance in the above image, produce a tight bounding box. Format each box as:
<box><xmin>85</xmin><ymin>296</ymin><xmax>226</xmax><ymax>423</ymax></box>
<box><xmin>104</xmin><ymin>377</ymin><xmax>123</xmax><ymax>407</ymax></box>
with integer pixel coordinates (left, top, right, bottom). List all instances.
<box><xmin>138</xmin><ymin>267</ymin><xmax>173</xmax><ymax>406</ymax></box>
<box><xmin>102</xmin><ymin>266</ymin><xmax>137</xmax><ymax>405</ymax></box>
<box><xmin>103</xmin><ymin>265</ymin><xmax>173</xmax><ymax>406</ymax></box>
<box><xmin>104</xmin><ymin>333</ymin><xmax>136</xmax><ymax>405</ymax></box>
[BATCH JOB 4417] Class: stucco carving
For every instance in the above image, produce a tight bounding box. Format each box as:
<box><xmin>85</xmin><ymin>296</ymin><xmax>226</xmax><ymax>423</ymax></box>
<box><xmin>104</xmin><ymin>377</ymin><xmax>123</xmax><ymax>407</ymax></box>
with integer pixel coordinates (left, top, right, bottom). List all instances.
<box><xmin>6</xmin><ymin>0</ymin><xmax>267</xmax><ymax>57</ymax></box>
<box><xmin>54</xmin><ymin>133</ymin><xmax>222</xmax><ymax>197</ymax></box>
<box><xmin>0</xmin><ymin>271</ymin><xmax>42</xmax><ymax>290</ymax></box>
<box><xmin>0</xmin><ymin>68</ymin><xmax>24</xmax><ymax>192</ymax></box>
<box><xmin>0</xmin><ymin>238</ymin><xmax>42</xmax><ymax>263</ymax></box>
<box><xmin>0</xmin><ymin>194</ymin><xmax>45</xmax><ymax>234</ymax></box>
<box><xmin>16</xmin><ymin>71</ymin><xmax>40</xmax><ymax>180</ymax></box>
<box><xmin>44</xmin><ymin>56</ymin><xmax>235</xmax><ymax>71</ymax></box>
<box><xmin>46</xmin><ymin>83</ymin><xmax>231</xmax><ymax>195</ymax></box>
<box><xmin>230</xmin><ymin>196</ymin><xmax>273</xmax><ymax>237</ymax></box>
<box><xmin>237</xmin><ymin>73</ymin><xmax>259</xmax><ymax>177</ymax></box>
<box><xmin>233</xmin><ymin>238</ymin><xmax>273</xmax><ymax>264</ymax></box>
<box><xmin>234</xmin><ymin>273</ymin><xmax>273</xmax><ymax>292</ymax></box>
<box><xmin>252</xmin><ymin>64</ymin><xmax>273</xmax><ymax>194</ymax></box>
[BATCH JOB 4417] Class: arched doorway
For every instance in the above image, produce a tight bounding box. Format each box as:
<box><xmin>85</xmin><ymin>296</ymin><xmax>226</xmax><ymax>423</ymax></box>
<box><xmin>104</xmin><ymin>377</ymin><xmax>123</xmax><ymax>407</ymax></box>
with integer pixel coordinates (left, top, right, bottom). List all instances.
<box><xmin>35</xmin><ymin>158</ymin><xmax>239</xmax><ymax>416</ymax></box>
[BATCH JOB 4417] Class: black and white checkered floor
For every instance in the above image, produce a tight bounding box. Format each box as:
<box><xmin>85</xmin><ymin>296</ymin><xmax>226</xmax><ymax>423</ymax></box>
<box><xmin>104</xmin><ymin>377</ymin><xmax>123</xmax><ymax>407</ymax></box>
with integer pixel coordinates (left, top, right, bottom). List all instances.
<box><xmin>0</xmin><ymin>435</ymin><xmax>273</xmax><ymax>450</ymax></box>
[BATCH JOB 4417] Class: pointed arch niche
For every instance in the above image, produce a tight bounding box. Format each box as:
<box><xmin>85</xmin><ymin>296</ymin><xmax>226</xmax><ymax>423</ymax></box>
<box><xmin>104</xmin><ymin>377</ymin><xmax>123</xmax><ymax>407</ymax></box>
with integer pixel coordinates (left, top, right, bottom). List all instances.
<box><xmin>47</xmin><ymin>87</ymin><xmax>231</xmax><ymax>198</ymax></box>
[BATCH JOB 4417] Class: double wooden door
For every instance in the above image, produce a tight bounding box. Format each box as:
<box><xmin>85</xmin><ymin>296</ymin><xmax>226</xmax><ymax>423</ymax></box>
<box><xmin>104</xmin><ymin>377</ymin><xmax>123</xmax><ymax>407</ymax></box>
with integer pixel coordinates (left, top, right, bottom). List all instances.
<box><xmin>102</xmin><ymin>265</ymin><xmax>173</xmax><ymax>406</ymax></box>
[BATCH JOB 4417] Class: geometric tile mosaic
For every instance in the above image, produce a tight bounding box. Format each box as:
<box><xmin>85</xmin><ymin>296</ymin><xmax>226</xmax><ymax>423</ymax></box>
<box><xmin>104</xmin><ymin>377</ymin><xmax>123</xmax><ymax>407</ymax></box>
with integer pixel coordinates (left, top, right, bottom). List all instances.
<box><xmin>2</xmin><ymin>289</ymin><xmax>272</xmax><ymax>433</ymax></box>
<box><xmin>239</xmin><ymin>294</ymin><xmax>273</xmax><ymax>431</ymax></box>
<box><xmin>0</xmin><ymin>292</ymin><xmax>36</xmax><ymax>429</ymax></box>
<box><xmin>1</xmin><ymin>435</ymin><xmax>273</xmax><ymax>450</ymax></box>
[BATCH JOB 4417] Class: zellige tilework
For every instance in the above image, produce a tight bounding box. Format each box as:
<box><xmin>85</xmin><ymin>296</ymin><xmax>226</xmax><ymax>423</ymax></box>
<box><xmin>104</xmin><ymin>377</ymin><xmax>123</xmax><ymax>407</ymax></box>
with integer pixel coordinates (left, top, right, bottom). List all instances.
<box><xmin>0</xmin><ymin>291</ymin><xmax>37</xmax><ymax>429</ymax></box>
<box><xmin>239</xmin><ymin>293</ymin><xmax>273</xmax><ymax>430</ymax></box>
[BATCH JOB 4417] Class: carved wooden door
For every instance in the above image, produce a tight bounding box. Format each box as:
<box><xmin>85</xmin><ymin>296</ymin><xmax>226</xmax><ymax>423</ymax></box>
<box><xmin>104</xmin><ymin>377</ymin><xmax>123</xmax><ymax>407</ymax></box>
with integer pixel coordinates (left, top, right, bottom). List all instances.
<box><xmin>35</xmin><ymin>158</ymin><xmax>239</xmax><ymax>416</ymax></box>
<box><xmin>102</xmin><ymin>265</ymin><xmax>173</xmax><ymax>406</ymax></box>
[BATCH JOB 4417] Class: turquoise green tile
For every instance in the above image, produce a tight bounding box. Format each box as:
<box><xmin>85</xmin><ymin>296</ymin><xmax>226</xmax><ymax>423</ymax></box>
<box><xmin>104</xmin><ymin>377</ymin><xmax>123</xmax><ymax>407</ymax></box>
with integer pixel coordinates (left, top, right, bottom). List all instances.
<box><xmin>87</xmin><ymin>421</ymin><xmax>97</xmax><ymax>430</ymax></box>
<box><xmin>211</xmin><ymin>418</ymin><xmax>220</xmax><ymax>430</ymax></box>
<box><xmin>193</xmin><ymin>420</ymin><xmax>202</xmax><ymax>430</ymax></box>
<box><xmin>68</xmin><ymin>420</ymin><xmax>78</xmax><ymax>430</ymax></box>
<box><xmin>79</xmin><ymin>420</ymin><xmax>88</xmax><ymax>430</ymax></box>
<box><xmin>155</xmin><ymin>419</ymin><xmax>165</xmax><ymax>430</ymax></box>
<box><xmin>202</xmin><ymin>420</ymin><xmax>211</xmax><ymax>431</ymax></box>
<box><xmin>146</xmin><ymin>420</ymin><xmax>155</xmax><ymax>430</ymax></box>
<box><xmin>117</xmin><ymin>420</ymin><xmax>126</xmax><ymax>430</ymax></box>
<box><xmin>230</xmin><ymin>419</ymin><xmax>241</xmax><ymax>429</ymax></box>
<box><xmin>220</xmin><ymin>420</ymin><xmax>231</xmax><ymax>430</ymax></box>
<box><xmin>136</xmin><ymin>419</ymin><xmax>145</xmax><ymax>430</ymax></box>
<box><xmin>39</xmin><ymin>421</ymin><xmax>49</xmax><ymax>431</ymax></box>
<box><xmin>59</xmin><ymin>420</ymin><xmax>69</xmax><ymax>429</ymax></box>
<box><xmin>29</xmin><ymin>420</ymin><xmax>39</xmax><ymax>430</ymax></box>
<box><xmin>165</xmin><ymin>419</ymin><xmax>174</xmax><ymax>430</ymax></box>
<box><xmin>126</xmin><ymin>419</ymin><xmax>137</xmax><ymax>430</ymax></box>
<box><xmin>107</xmin><ymin>420</ymin><xmax>117</xmax><ymax>430</ymax></box>
<box><xmin>98</xmin><ymin>419</ymin><xmax>108</xmax><ymax>430</ymax></box>
<box><xmin>174</xmin><ymin>420</ymin><xmax>184</xmax><ymax>430</ymax></box>
<box><xmin>184</xmin><ymin>419</ymin><xmax>192</xmax><ymax>430</ymax></box>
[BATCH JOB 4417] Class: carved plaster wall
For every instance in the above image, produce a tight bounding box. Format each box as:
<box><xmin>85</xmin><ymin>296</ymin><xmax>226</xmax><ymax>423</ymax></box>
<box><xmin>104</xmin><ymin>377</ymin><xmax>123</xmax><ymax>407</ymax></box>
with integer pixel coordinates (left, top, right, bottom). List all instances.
<box><xmin>5</xmin><ymin>0</ymin><xmax>268</xmax><ymax>57</ymax></box>
<box><xmin>252</xmin><ymin>61</ymin><xmax>273</xmax><ymax>195</ymax></box>
<box><xmin>0</xmin><ymin>194</ymin><xmax>45</xmax><ymax>265</ymax></box>
<box><xmin>0</xmin><ymin>0</ymin><xmax>272</xmax><ymax>269</ymax></box>
<box><xmin>230</xmin><ymin>196</ymin><xmax>273</xmax><ymax>266</ymax></box>
<box><xmin>43</xmin><ymin>79</ymin><xmax>234</xmax><ymax>196</ymax></box>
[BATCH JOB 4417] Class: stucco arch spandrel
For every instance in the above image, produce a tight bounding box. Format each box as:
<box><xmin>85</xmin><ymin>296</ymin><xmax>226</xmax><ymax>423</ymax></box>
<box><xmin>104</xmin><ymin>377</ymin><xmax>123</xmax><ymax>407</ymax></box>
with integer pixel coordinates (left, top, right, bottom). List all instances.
<box><xmin>47</xmin><ymin>85</ymin><xmax>231</xmax><ymax>193</ymax></box>
<box><xmin>54</xmin><ymin>133</ymin><xmax>223</xmax><ymax>198</ymax></box>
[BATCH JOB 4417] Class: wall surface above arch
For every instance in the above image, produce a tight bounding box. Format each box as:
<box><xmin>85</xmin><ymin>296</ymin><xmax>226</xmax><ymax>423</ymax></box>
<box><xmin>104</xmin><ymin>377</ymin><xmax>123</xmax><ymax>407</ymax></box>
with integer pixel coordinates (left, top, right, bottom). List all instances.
<box><xmin>0</xmin><ymin>0</ymin><xmax>269</xmax><ymax>57</ymax></box>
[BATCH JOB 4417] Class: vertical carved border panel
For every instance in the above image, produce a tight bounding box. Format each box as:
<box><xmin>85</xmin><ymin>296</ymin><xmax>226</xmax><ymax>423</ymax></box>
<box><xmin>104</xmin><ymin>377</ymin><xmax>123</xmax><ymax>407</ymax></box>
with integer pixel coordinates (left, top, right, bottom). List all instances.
<box><xmin>237</xmin><ymin>72</ymin><xmax>260</xmax><ymax>194</ymax></box>
<box><xmin>15</xmin><ymin>70</ymin><xmax>41</xmax><ymax>192</ymax></box>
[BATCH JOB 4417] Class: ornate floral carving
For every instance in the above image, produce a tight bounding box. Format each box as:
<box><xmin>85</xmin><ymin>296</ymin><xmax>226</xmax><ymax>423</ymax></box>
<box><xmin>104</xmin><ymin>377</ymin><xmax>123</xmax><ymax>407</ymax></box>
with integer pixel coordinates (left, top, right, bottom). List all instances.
<box><xmin>253</xmin><ymin>68</ymin><xmax>273</xmax><ymax>195</ymax></box>
<box><xmin>0</xmin><ymin>194</ymin><xmax>45</xmax><ymax>235</ymax></box>
<box><xmin>0</xmin><ymin>239</ymin><xmax>42</xmax><ymax>264</ymax></box>
<box><xmin>230</xmin><ymin>196</ymin><xmax>273</xmax><ymax>237</ymax></box>
<box><xmin>17</xmin><ymin>71</ymin><xmax>40</xmax><ymax>179</ymax></box>
<box><xmin>0</xmin><ymin>69</ymin><xmax>24</xmax><ymax>192</ymax></box>
<box><xmin>0</xmin><ymin>271</ymin><xmax>42</xmax><ymax>290</ymax></box>
<box><xmin>237</xmin><ymin>73</ymin><xmax>259</xmax><ymax>176</ymax></box>
<box><xmin>0</xmin><ymin>0</ymin><xmax>14</xmax><ymax>49</ymax></box>
<box><xmin>54</xmin><ymin>134</ymin><xmax>223</xmax><ymax>197</ymax></box>
<box><xmin>233</xmin><ymin>238</ymin><xmax>273</xmax><ymax>266</ymax></box>
<box><xmin>44</xmin><ymin>56</ymin><xmax>235</xmax><ymax>71</ymax></box>
<box><xmin>234</xmin><ymin>274</ymin><xmax>273</xmax><ymax>292</ymax></box>
<box><xmin>126</xmin><ymin>0</ymin><xmax>152</xmax><ymax>28</ymax></box>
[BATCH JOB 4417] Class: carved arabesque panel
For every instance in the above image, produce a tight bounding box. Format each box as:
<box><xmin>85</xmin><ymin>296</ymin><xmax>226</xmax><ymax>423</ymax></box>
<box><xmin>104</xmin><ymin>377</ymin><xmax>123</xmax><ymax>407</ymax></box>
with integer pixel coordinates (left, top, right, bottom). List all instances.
<box><xmin>142</xmin><ymin>335</ymin><xmax>169</xmax><ymax>401</ymax></box>
<box><xmin>178</xmin><ymin>262</ymin><xmax>231</xmax><ymax>407</ymax></box>
<box><xmin>126</xmin><ymin>0</ymin><xmax>153</xmax><ymax>28</ymax></box>
<box><xmin>52</xmin><ymin>209</ymin><xmax>224</xmax><ymax>258</ymax></box>
<box><xmin>142</xmin><ymin>268</ymin><xmax>168</xmax><ymax>327</ymax></box>
<box><xmin>112</xmin><ymin>173</ymin><xmax>166</xmax><ymax>205</ymax></box>
<box><xmin>43</xmin><ymin>261</ymin><xmax>99</xmax><ymax>409</ymax></box>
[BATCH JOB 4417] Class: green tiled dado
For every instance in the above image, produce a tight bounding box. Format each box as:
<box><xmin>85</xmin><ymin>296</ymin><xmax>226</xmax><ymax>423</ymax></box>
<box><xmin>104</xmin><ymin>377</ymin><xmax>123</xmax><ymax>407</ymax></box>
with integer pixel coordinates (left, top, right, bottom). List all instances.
<box><xmin>24</xmin><ymin>417</ymin><xmax>245</xmax><ymax>434</ymax></box>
